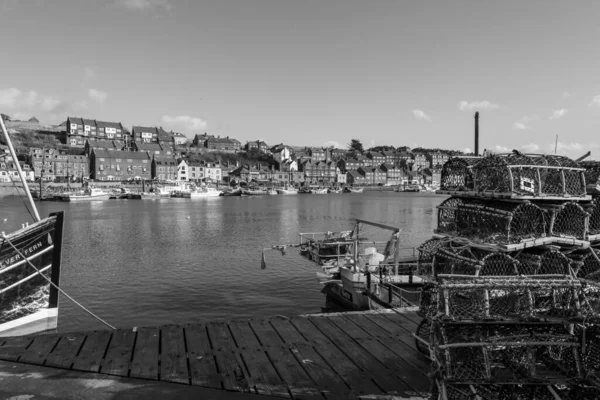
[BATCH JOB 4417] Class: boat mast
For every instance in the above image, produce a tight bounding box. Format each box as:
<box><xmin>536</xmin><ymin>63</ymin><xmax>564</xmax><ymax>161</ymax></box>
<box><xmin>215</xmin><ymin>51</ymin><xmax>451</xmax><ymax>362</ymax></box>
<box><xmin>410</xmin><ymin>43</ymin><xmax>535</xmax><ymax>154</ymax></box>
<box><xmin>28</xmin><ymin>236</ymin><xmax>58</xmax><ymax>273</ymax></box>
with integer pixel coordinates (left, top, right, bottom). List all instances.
<box><xmin>0</xmin><ymin>115</ymin><xmax>41</xmax><ymax>221</ymax></box>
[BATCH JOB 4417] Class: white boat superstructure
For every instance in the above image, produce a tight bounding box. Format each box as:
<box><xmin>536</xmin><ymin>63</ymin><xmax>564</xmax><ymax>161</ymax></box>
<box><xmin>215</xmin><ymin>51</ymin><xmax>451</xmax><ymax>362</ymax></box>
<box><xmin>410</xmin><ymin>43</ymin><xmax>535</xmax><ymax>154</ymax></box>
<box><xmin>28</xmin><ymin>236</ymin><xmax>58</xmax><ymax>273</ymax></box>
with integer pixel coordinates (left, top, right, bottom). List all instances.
<box><xmin>276</xmin><ymin>187</ymin><xmax>298</xmax><ymax>195</ymax></box>
<box><xmin>266</xmin><ymin>189</ymin><xmax>278</xmax><ymax>195</ymax></box>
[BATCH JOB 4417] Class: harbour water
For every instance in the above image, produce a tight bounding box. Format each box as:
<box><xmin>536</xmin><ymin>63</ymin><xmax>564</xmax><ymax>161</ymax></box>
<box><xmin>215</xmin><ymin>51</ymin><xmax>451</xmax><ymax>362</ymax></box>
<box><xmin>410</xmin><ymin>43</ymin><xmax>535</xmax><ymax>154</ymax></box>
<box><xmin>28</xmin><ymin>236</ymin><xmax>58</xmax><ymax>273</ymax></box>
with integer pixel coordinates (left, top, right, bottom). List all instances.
<box><xmin>1</xmin><ymin>192</ymin><xmax>445</xmax><ymax>333</ymax></box>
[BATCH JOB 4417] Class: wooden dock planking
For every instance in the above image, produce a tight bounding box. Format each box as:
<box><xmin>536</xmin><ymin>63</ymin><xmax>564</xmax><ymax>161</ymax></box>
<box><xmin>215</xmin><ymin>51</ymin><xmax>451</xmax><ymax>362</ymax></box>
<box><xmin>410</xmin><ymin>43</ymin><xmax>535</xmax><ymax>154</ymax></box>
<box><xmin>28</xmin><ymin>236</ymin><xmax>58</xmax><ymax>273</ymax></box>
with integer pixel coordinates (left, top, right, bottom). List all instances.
<box><xmin>19</xmin><ymin>334</ymin><xmax>60</xmax><ymax>365</ymax></box>
<box><xmin>345</xmin><ymin>313</ymin><xmax>429</xmax><ymax>372</ymax></box>
<box><xmin>184</xmin><ymin>324</ymin><xmax>221</xmax><ymax>389</ymax></box>
<box><xmin>160</xmin><ymin>325</ymin><xmax>189</xmax><ymax>384</ymax></box>
<box><xmin>229</xmin><ymin>320</ymin><xmax>291</xmax><ymax>398</ymax></box>
<box><xmin>270</xmin><ymin>318</ymin><xmax>356</xmax><ymax>400</ymax></box>
<box><xmin>130</xmin><ymin>326</ymin><xmax>160</xmax><ymax>380</ymax></box>
<box><xmin>100</xmin><ymin>329</ymin><xmax>135</xmax><ymax>376</ymax></box>
<box><xmin>71</xmin><ymin>330</ymin><xmax>112</xmax><ymax>373</ymax></box>
<box><xmin>207</xmin><ymin>322</ymin><xmax>254</xmax><ymax>393</ymax></box>
<box><xmin>250</xmin><ymin>318</ymin><xmax>323</xmax><ymax>399</ymax></box>
<box><xmin>326</xmin><ymin>315</ymin><xmax>429</xmax><ymax>395</ymax></box>
<box><xmin>290</xmin><ymin>316</ymin><xmax>383</xmax><ymax>397</ymax></box>
<box><xmin>44</xmin><ymin>332</ymin><xmax>86</xmax><ymax>369</ymax></box>
<box><xmin>0</xmin><ymin>309</ymin><xmax>431</xmax><ymax>399</ymax></box>
<box><xmin>0</xmin><ymin>335</ymin><xmax>33</xmax><ymax>361</ymax></box>
<box><xmin>308</xmin><ymin>316</ymin><xmax>422</xmax><ymax>398</ymax></box>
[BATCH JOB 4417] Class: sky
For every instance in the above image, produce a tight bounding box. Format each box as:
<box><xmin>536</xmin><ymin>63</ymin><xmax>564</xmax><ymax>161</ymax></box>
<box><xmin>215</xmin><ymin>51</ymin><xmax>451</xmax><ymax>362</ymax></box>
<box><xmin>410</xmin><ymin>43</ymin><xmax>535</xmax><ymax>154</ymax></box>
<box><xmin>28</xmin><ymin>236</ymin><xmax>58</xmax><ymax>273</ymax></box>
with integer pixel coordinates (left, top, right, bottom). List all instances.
<box><xmin>1</xmin><ymin>0</ymin><xmax>600</xmax><ymax>158</ymax></box>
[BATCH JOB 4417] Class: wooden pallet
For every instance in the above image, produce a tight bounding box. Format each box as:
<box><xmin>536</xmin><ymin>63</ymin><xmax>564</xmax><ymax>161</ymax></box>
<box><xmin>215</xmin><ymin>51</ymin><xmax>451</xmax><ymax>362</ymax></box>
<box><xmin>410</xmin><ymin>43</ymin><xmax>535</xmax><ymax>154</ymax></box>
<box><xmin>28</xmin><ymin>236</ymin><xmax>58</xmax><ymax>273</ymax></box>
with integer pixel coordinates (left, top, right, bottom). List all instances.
<box><xmin>0</xmin><ymin>308</ymin><xmax>430</xmax><ymax>400</ymax></box>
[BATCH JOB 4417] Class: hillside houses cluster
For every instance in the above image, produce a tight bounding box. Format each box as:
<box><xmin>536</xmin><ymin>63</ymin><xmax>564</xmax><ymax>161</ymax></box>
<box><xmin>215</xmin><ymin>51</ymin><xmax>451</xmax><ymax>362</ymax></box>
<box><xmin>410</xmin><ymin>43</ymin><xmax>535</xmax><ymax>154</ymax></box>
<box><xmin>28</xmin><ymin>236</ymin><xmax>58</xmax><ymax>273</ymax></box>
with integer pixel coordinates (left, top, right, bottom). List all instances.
<box><xmin>1</xmin><ymin>115</ymin><xmax>453</xmax><ymax>186</ymax></box>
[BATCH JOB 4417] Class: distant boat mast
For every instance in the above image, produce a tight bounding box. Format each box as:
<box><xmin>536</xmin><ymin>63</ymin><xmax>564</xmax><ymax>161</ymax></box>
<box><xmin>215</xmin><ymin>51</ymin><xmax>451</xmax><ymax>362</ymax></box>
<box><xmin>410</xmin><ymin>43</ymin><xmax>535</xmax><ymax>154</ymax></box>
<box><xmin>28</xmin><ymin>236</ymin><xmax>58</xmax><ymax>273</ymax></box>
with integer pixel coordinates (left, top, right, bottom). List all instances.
<box><xmin>555</xmin><ymin>135</ymin><xmax>558</xmax><ymax>154</ymax></box>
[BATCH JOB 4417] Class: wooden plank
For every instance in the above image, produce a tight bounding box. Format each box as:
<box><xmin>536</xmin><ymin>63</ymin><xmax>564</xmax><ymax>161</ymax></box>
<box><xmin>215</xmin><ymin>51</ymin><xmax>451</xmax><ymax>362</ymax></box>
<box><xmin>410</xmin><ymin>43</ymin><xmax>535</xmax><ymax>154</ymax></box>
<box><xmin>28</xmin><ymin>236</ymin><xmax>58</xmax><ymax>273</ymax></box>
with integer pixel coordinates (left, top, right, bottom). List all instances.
<box><xmin>392</xmin><ymin>309</ymin><xmax>423</xmax><ymax>326</ymax></box>
<box><xmin>100</xmin><ymin>329</ymin><xmax>135</xmax><ymax>376</ymax></box>
<box><xmin>207</xmin><ymin>322</ymin><xmax>253</xmax><ymax>393</ymax></box>
<box><xmin>344</xmin><ymin>313</ymin><xmax>429</xmax><ymax>372</ymax></box>
<box><xmin>271</xmin><ymin>318</ymin><xmax>356</xmax><ymax>400</ymax></box>
<box><xmin>290</xmin><ymin>316</ymin><xmax>382</xmax><ymax>397</ymax></box>
<box><xmin>72</xmin><ymin>330</ymin><xmax>112</xmax><ymax>373</ymax></box>
<box><xmin>160</xmin><ymin>325</ymin><xmax>189</xmax><ymax>384</ymax></box>
<box><xmin>0</xmin><ymin>336</ymin><xmax>33</xmax><ymax>361</ymax></box>
<box><xmin>363</xmin><ymin>313</ymin><xmax>423</xmax><ymax>353</ymax></box>
<box><xmin>229</xmin><ymin>320</ymin><xmax>290</xmax><ymax>398</ymax></box>
<box><xmin>328</xmin><ymin>315</ymin><xmax>430</xmax><ymax>394</ymax></box>
<box><xmin>45</xmin><ymin>332</ymin><xmax>86</xmax><ymax>369</ymax></box>
<box><xmin>19</xmin><ymin>334</ymin><xmax>60</xmax><ymax>365</ymax></box>
<box><xmin>130</xmin><ymin>327</ymin><xmax>160</xmax><ymax>380</ymax></box>
<box><xmin>380</xmin><ymin>311</ymin><xmax>420</xmax><ymax>333</ymax></box>
<box><xmin>185</xmin><ymin>324</ymin><xmax>221</xmax><ymax>389</ymax></box>
<box><xmin>308</xmin><ymin>316</ymin><xmax>421</xmax><ymax>397</ymax></box>
<box><xmin>250</xmin><ymin>318</ymin><xmax>323</xmax><ymax>399</ymax></box>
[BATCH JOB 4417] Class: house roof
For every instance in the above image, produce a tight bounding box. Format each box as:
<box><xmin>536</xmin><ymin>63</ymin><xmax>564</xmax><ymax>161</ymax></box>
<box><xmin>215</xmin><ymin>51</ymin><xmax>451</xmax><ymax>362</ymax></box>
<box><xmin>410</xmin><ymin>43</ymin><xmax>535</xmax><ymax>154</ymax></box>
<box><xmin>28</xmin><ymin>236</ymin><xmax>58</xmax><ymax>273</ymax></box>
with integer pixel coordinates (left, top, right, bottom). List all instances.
<box><xmin>172</xmin><ymin>131</ymin><xmax>186</xmax><ymax>138</ymax></box>
<box><xmin>67</xmin><ymin>155</ymin><xmax>89</xmax><ymax>162</ymax></box>
<box><xmin>92</xmin><ymin>149</ymin><xmax>150</xmax><ymax>160</ymax></box>
<box><xmin>135</xmin><ymin>142</ymin><xmax>163</xmax><ymax>151</ymax></box>
<box><xmin>67</xmin><ymin>117</ymin><xmax>84</xmax><ymax>125</ymax></box>
<box><xmin>346</xmin><ymin>170</ymin><xmax>364</xmax><ymax>178</ymax></box>
<box><xmin>81</xmin><ymin>118</ymin><xmax>95</xmax><ymax>126</ymax></box>
<box><xmin>87</xmin><ymin>139</ymin><xmax>118</xmax><ymax>149</ymax></box>
<box><xmin>206</xmin><ymin>137</ymin><xmax>234</xmax><ymax>144</ymax></box>
<box><xmin>153</xmin><ymin>156</ymin><xmax>177</xmax><ymax>165</ymax></box>
<box><xmin>132</xmin><ymin>126</ymin><xmax>158</xmax><ymax>134</ymax></box>
<box><xmin>382</xmin><ymin>151</ymin><xmax>396</xmax><ymax>157</ymax></box>
<box><xmin>96</xmin><ymin>120</ymin><xmax>123</xmax><ymax>129</ymax></box>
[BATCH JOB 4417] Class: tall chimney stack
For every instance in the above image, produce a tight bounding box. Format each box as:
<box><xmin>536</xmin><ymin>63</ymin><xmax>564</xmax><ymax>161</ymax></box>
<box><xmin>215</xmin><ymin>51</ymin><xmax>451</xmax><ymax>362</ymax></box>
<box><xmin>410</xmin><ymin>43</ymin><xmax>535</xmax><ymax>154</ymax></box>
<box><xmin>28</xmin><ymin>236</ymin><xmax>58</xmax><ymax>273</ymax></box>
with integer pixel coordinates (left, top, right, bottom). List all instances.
<box><xmin>474</xmin><ymin>112</ymin><xmax>479</xmax><ymax>156</ymax></box>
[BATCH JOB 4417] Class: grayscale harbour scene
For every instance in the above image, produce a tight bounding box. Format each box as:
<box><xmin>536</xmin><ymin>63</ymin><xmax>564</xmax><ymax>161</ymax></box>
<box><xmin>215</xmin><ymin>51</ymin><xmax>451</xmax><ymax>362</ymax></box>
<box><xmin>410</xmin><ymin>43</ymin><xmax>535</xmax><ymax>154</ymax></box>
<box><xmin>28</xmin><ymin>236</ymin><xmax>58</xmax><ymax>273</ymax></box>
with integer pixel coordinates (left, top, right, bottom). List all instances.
<box><xmin>2</xmin><ymin>1</ymin><xmax>600</xmax><ymax>399</ymax></box>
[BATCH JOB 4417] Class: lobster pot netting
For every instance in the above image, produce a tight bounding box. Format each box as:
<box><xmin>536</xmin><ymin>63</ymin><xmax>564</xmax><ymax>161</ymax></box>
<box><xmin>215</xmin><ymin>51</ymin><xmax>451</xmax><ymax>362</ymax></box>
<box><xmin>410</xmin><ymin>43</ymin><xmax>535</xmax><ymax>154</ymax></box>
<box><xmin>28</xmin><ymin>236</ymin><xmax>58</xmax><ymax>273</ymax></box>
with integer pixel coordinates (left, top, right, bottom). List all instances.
<box><xmin>437</xmin><ymin>382</ymin><xmax>599</xmax><ymax>400</ymax></box>
<box><xmin>433</xmin><ymin>323</ymin><xmax>582</xmax><ymax>383</ymax></box>
<box><xmin>419</xmin><ymin>279</ymin><xmax>587</xmax><ymax>320</ymax></box>
<box><xmin>567</xmin><ymin>247</ymin><xmax>600</xmax><ymax>281</ymax></box>
<box><xmin>440</xmin><ymin>157</ymin><xmax>480</xmax><ymax>191</ymax></box>
<box><xmin>587</xmin><ymin>197</ymin><xmax>600</xmax><ymax>237</ymax></box>
<box><xmin>417</xmin><ymin>238</ymin><xmax>450</xmax><ymax>276</ymax></box>
<box><xmin>436</xmin><ymin>197</ymin><xmax>547</xmax><ymax>245</ymax></box>
<box><xmin>580</xmin><ymin>160</ymin><xmax>600</xmax><ymax>190</ymax></box>
<box><xmin>541</xmin><ymin>202</ymin><xmax>590</xmax><ymax>240</ymax></box>
<box><xmin>472</xmin><ymin>154</ymin><xmax>586</xmax><ymax>198</ymax></box>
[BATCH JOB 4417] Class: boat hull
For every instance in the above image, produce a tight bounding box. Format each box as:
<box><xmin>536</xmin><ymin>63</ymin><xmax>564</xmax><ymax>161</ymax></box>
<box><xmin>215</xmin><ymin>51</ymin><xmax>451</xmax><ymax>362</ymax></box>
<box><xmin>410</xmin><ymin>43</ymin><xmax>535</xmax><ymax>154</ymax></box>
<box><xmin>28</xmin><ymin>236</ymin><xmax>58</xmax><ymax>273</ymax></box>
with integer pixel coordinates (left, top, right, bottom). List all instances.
<box><xmin>66</xmin><ymin>194</ymin><xmax>111</xmax><ymax>201</ymax></box>
<box><xmin>0</xmin><ymin>212</ymin><xmax>64</xmax><ymax>337</ymax></box>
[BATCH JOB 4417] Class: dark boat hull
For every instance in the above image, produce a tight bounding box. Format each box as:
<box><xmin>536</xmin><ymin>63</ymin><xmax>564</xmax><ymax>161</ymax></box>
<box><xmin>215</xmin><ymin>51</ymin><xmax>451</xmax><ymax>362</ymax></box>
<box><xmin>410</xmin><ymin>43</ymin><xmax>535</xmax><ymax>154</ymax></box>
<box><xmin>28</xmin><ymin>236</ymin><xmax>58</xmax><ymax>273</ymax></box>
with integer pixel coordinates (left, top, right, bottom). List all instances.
<box><xmin>0</xmin><ymin>212</ymin><xmax>64</xmax><ymax>336</ymax></box>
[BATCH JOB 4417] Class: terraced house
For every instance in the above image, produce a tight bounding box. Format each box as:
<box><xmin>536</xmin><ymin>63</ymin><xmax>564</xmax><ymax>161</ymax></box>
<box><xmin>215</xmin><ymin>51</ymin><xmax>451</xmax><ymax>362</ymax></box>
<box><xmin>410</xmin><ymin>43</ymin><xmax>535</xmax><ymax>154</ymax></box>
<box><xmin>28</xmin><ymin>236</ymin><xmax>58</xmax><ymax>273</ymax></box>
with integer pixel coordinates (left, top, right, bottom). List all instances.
<box><xmin>205</xmin><ymin>136</ymin><xmax>238</xmax><ymax>153</ymax></box>
<box><xmin>132</xmin><ymin>126</ymin><xmax>160</xmax><ymax>143</ymax></box>
<box><xmin>152</xmin><ymin>157</ymin><xmax>177</xmax><ymax>180</ymax></box>
<box><xmin>66</xmin><ymin>117</ymin><xmax>127</xmax><ymax>147</ymax></box>
<box><xmin>90</xmin><ymin>150</ymin><xmax>151</xmax><ymax>180</ymax></box>
<box><xmin>300</xmin><ymin>160</ymin><xmax>337</xmax><ymax>184</ymax></box>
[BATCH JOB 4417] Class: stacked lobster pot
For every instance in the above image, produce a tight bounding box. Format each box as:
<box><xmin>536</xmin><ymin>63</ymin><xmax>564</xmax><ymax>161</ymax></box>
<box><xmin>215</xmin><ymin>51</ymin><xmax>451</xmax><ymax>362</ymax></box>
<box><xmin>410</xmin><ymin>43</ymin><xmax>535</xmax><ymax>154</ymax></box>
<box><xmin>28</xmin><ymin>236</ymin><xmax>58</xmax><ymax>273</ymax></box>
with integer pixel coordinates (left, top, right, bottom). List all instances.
<box><xmin>416</xmin><ymin>153</ymin><xmax>600</xmax><ymax>400</ymax></box>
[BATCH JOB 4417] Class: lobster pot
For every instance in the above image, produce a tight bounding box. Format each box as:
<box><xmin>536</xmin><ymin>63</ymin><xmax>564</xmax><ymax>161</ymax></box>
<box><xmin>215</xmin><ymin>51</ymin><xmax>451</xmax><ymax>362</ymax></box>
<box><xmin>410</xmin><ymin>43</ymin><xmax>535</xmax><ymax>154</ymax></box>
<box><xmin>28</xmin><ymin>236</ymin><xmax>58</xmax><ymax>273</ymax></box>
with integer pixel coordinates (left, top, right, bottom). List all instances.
<box><xmin>437</xmin><ymin>197</ymin><xmax>547</xmax><ymax>244</ymax></box>
<box><xmin>434</xmin><ymin>249</ymin><xmax>523</xmax><ymax>277</ymax></box>
<box><xmin>440</xmin><ymin>157</ymin><xmax>479</xmax><ymax>191</ymax></box>
<box><xmin>417</xmin><ymin>238</ymin><xmax>449</xmax><ymax>276</ymax></box>
<box><xmin>473</xmin><ymin>154</ymin><xmax>586</xmax><ymax>198</ymax></box>
<box><xmin>420</xmin><ymin>279</ymin><xmax>586</xmax><ymax>320</ymax></box>
<box><xmin>435</xmin><ymin>382</ymin><xmax>588</xmax><ymax>400</ymax></box>
<box><xmin>582</xmin><ymin>325</ymin><xmax>600</xmax><ymax>382</ymax></box>
<box><xmin>542</xmin><ymin>202</ymin><xmax>590</xmax><ymax>240</ymax></box>
<box><xmin>433</xmin><ymin>322</ymin><xmax>582</xmax><ymax>384</ymax></box>
<box><xmin>575</xmin><ymin>248</ymin><xmax>600</xmax><ymax>281</ymax></box>
<box><xmin>580</xmin><ymin>160</ymin><xmax>600</xmax><ymax>194</ymax></box>
<box><xmin>587</xmin><ymin>197</ymin><xmax>600</xmax><ymax>237</ymax></box>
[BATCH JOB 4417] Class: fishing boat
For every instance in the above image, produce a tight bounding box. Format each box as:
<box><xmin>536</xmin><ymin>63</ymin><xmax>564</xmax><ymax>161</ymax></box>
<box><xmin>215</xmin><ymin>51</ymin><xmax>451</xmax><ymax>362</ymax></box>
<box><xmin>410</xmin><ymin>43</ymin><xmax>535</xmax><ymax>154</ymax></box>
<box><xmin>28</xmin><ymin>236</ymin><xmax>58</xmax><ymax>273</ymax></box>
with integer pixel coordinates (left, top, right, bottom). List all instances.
<box><xmin>221</xmin><ymin>188</ymin><xmax>243</xmax><ymax>196</ymax></box>
<box><xmin>328</xmin><ymin>187</ymin><xmax>343</xmax><ymax>194</ymax></box>
<box><xmin>276</xmin><ymin>187</ymin><xmax>298</xmax><ymax>195</ymax></box>
<box><xmin>312</xmin><ymin>188</ymin><xmax>328</xmax><ymax>194</ymax></box>
<box><xmin>266</xmin><ymin>188</ymin><xmax>278</xmax><ymax>195</ymax></box>
<box><xmin>0</xmin><ymin>116</ymin><xmax>65</xmax><ymax>336</ymax></box>
<box><xmin>65</xmin><ymin>187</ymin><xmax>111</xmax><ymax>201</ymax></box>
<box><xmin>242</xmin><ymin>187</ymin><xmax>268</xmax><ymax>195</ymax></box>
<box><xmin>403</xmin><ymin>184</ymin><xmax>421</xmax><ymax>192</ymax></box>
<box><xmin>183</xmin><ymin>186</ymin><xmax>222</xmax><ymax>198</ymax></box>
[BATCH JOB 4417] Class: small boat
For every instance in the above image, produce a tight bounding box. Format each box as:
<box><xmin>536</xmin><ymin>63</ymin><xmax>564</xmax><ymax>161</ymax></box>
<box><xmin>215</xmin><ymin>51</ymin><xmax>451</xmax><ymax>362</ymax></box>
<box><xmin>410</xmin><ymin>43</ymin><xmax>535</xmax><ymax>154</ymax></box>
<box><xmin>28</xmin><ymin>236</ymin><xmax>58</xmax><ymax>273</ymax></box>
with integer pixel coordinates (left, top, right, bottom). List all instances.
<box><xmin>277</xmin><ymin>187</ymin><xmax>298</xmax><ymax>195</ymax></box>
<box><xmin>343</xmin><ymin>187</ymin><xmax>363</xmax><ymax>193</ymax></box>
<box><xmin>221</xmin><ymin>188</ymin><xmax>243</xmax><ymax>196</ymax></box>
<box><xmin>266</xmin><ymin>189</ymin><xmax>278</xmax><ymax>195</ymax></box>
<box><xmin>328</xmin><ymin>188</ymin><xmax>343</xmax><ymax>194</ymax></box>
<box><xmin>312</xmin><ymin>188</ymin><xmax>328</xmax><ymax>194</ymax></box>
<box><xmin>403</xmin><ymin>185</ymin><xmax>421</xmax><ymax>192</ymax></box>
<box><xmin>298</xmin><ymin>188</ymin><xmax>312</xmax><ymax>194</ymax></box>
<box><xmin>183</xmin><ymin>186</ymin><xmax>222</xmax><ymax>198</ymax></box>
<box><xmin>242</xmin><ymin>188</ymin><xmax>268</xmax><ymax>195</ymax></box>
<box><xmin>140</xmin><ymin>192</ymin><xmax>161</xmax><ymax>200</ymax></box>
<box><xmin>66</xmin><ymin>187</ymin><xmax>111</xmax><ymax>201</ymax></box>
<box><xmin>0</xmin><ymin>115</ymin><xmax>65</xmax><ymax>336</ymax></box>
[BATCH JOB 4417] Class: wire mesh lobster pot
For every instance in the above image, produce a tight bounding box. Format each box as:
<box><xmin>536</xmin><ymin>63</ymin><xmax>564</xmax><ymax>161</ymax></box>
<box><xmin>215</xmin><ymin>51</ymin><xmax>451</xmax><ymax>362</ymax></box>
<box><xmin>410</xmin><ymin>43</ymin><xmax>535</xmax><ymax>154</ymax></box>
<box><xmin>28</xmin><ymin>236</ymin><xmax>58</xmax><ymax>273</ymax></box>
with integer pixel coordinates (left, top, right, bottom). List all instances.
<box><xmin>581</xmin><ymin>324</ymin><xmax>600</xmax><ymax>383</ymax></box>
<box><xmin>473</xmin><ymin>154</ymin><xmax>587</xmax><ymax>198</ymax></box>
<box><xmin>433</xmin><ymin>322</ymin><xmax>583</xmax><ymax>384</ymax></box>
<box><xmin>568</xmin><ymin>248</ymin><xmax>600</xmax><ymax>281</ymax></box>
<box><xmin>586</xmin><ymin>197</ymin><xmax>600</xmax><ymax>238</ymax></box>
<box><xmin>436</xmin><ymin>197</ymin><xmax>547</xmax><ymax>245</ymax></box>
<box><xmin>417</xmin><ymin>238</ymin><xmax>450</xmax><ymax>276</ymax></box>
<box><xmin>580</xmin><ymin>160</ymin><xmax>600</xmax><ymax>195</ymax></box>
<box><xmin>440</xmin><ymin>157</ymin><xmax>480</xmax><ymax>191</ymax></box>
<box><xmin>540</xmin><ymin>202</ymin><xmax>590</xmax><ymax>240</ymax></box>
<box><xmin>420</xmin><ymin>278</ymin><xmax>587</xmax><ymax>320</ymax></box>
<box><xmin>436</xmin><ymin>381</ymin><xmax>598</xmax><ymax>400</ymax></box>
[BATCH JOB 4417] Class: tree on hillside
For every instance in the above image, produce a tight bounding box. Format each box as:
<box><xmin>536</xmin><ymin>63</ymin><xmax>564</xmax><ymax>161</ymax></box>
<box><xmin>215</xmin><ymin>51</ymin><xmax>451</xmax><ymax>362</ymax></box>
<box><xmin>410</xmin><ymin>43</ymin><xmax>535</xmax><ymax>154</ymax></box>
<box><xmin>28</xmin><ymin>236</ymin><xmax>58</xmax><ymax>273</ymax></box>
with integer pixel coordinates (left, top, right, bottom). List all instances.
<box><xmin>348</xmin><ymin>139</ymin><xmax>364</xmax><ymax>153</ymax></box>
<box><xmin>367</xmin><ymin>145</ymin><xmax>395</xmax><ymax>152</ymax></box>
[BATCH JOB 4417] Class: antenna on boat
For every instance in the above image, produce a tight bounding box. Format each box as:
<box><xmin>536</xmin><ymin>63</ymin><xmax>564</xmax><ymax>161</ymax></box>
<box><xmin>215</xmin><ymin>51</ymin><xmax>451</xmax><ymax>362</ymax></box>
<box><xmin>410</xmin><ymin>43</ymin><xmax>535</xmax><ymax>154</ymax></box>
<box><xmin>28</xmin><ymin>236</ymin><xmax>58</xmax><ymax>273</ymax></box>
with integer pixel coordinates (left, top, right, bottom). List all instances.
<box><xmin>0</xmin><ymin>114</ymin><xmax>41</xmax><ymax>221</ymax></box>
<box><xmin>474</xmin><ymin>112</ymin><xmax>479</xmax><ymax>156</ymax></box>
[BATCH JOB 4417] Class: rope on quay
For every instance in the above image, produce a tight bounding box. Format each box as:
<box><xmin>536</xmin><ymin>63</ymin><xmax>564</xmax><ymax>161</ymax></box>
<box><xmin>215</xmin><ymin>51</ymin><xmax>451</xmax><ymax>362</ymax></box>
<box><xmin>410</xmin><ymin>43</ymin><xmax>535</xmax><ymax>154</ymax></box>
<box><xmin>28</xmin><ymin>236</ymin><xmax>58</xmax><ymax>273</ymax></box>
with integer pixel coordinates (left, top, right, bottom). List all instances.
<box><xmin>2</xmin><ymin>233</ymin><xmax>117</xmax><ymax>331</ymax></box>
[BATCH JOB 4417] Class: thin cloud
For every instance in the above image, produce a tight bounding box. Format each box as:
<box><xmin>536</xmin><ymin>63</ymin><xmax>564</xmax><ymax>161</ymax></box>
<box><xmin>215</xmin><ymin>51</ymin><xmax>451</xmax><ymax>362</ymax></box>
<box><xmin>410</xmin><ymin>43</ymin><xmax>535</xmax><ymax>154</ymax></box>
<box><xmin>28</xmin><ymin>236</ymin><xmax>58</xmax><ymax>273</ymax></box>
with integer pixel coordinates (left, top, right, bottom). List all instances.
<box><xmin>412</xmin><ymin>109</ymin><xmax>431</xmax><ymax>121</ymax></box>
<box><xmin>458</xmin><ymin>100</ymin><xmax>500</xmax><ymax>111</ymax></box>
<box><xmin>161</xmin><ymin>115</ymin><xmax>207</xmax><ymax>131</ymax></box>
<box><xmin>562</xmin><ymin>92</ymin><xmax>571</xmax><ymax>99</ymax></box>
<box><xmin>513</xmin><ymin>114</ymin><xmax>538</xmax><ymax>130</ymax></box>
<box><xmin>322</xmin><ymin>140</ymin><xmax>342</xmax><ymax>149</ymax></box>
<box><xmin>494</xmin><ymin>145</ymin><xmax>511</xmax><ymax>153</ymax></box>
<box><xmin>0</xmin><ymin>88</ymin><xmax>64</xmax><ymax>112</ymax></box>
<box><xmin>114</xmin><ymin>0</ymin><xmax>172</xmax><ymax>11</ymax></box>
<box><xmin>549</xmin><ymin>109</ymin><xmax>567</xmax><ymax>120</ymax></box>
<box><xmin>590</xmin><ymin>95</ymin><xmax>600</xmax><ymax>108</ymax></box>
<box><xmin>462</xmin><ymin>147</ymin><xmax>472</xmax><ymax>154</ymax></box>
<box><xmin>88</xmin><ymin>88</ymin><xmax>108</xmax><ymax>103</ymax></box>
<box><xmin>83</xmin><ymin>67</ymin><xmax>96</xmax><ymax>82</ymax></box>
<box><xmin>513</xmin><ymin>122</ymin><xmax>530</xmax><ymax>131</ymax></box>
<box><xmin>521</xmin><ymin>143</ymin><xmax>540</xmax><ymax>153</ymax></box>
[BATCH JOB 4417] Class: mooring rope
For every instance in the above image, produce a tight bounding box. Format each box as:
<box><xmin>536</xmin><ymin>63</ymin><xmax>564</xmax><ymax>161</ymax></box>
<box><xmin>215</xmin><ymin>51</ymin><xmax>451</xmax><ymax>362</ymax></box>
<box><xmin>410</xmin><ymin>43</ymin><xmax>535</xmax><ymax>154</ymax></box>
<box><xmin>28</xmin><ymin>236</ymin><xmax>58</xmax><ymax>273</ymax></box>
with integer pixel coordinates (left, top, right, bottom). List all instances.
<box><xmin>2</xmin><ymin>233</ymin><xmax>116</xmax><ymax>330</ymax></box>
